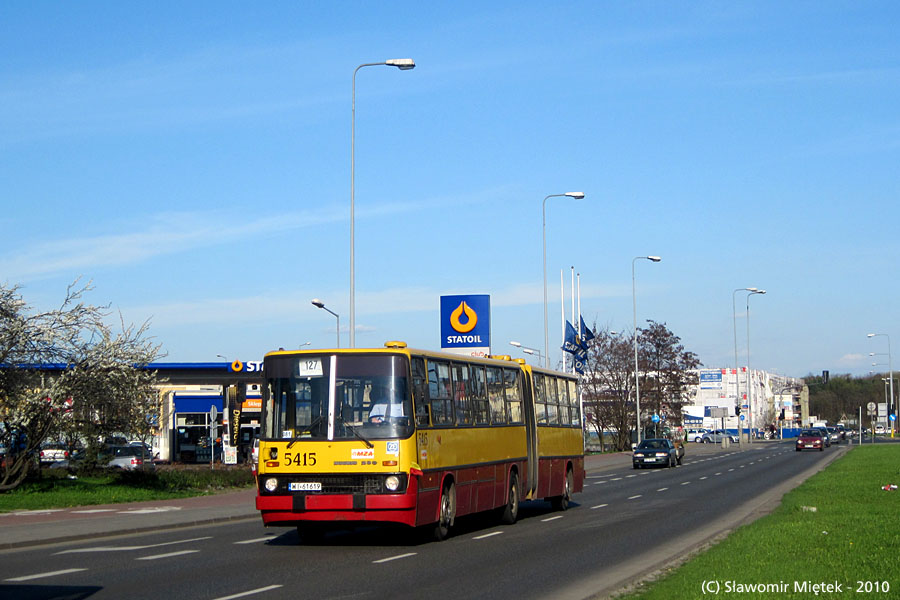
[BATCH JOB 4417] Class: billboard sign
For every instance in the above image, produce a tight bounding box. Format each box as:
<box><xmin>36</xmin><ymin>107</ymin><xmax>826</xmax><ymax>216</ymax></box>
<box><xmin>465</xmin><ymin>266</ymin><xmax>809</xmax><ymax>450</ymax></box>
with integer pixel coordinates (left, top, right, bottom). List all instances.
<box><xmin>699</xmin><ymin>370</ymin><xmax>724</xmax><ymax>390</ymax></box>
<box><xmin>440</xmin><ymin>294</ymin><xmax>491</xmax><ymax>357</ymax></box>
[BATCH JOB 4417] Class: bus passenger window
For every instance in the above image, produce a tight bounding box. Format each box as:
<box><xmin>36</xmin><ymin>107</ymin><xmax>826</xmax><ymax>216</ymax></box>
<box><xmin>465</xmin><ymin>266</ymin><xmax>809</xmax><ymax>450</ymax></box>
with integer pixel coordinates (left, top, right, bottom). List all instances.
<box><xmin>546</xmin><ymin>377</ymin><xmax>560</xmax><ymax>425</ymax></box>
<box><xmin>487</xmin><ymin>367</ymin><xmax>507</xmax><ymax>424</ymax></box>
<box><xmin>557</xmin><ymin>377</ymin><xmax>571</xmax><ymax>425</ymax></box>
<box><xmin>533</xmin><ymin>373</ymin><xmax>548</xmax><ymax>424</ymax></box>
<box><xmin>568</xmin><ymin>380</ymin><xmax>580</xmax><ymax>426</ymax></box>
<box><xmin>469</xmin><ymin>365</ymin><xmax>489</xmax><ymax>425</ymax></box>
<box><xmin>429</xmin><ymin>360</ymin><xmax>454</xmax><ymax>425</ymax></box>
<box><xmin>412</xmin><ymin>357</ymin><xmax>430</xmax><ymax>427</ymax></box>
<box><xmin>503</xmin><ymin>368</ymin><xmax>523</xmax><ymax>424</ymax></box>
<box><xmin>452</xmin><ymin>363</ymin><xmax>472</xmax><ymax>425</ymax></box>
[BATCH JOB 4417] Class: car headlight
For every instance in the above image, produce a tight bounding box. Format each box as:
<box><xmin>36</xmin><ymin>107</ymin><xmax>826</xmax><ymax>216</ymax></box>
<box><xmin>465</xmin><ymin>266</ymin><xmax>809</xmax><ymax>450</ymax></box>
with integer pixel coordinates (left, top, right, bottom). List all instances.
<box><xmin>385</xmin><ymin>475</ymin><xmax>401</xmax><ymax>492</ymax></box>
<box><xmin>264</xmin><ymin>477</ymin><xmax>278</xmax><ymax>492</ymax></box>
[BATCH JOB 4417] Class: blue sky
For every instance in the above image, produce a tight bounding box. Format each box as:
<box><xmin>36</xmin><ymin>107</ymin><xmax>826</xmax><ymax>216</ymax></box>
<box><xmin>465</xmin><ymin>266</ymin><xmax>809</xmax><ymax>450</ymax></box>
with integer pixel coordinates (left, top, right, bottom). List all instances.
<box><xmin>2</xmin><ymin>2</ymin><xmax>898</xmax><ymax>378</ymax></box>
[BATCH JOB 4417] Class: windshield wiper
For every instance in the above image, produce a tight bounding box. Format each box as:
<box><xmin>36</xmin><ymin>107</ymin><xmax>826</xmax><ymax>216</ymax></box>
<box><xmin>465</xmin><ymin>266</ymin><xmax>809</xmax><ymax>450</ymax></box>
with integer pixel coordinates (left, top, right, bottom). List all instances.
<box><xmin>287</xmin><ymin>415</ymin><xmax>325</xmax><ymax>448</ymax></box>
<box><xmin>338</xmin><ymin>415</ymin><xmax>374</xmax><ymax>449</ymax></box>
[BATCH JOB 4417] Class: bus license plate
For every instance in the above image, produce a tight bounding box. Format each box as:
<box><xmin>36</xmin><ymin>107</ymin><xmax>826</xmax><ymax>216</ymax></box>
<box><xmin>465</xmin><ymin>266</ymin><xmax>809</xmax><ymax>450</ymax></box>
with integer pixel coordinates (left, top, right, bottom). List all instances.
<box><xmin>289</xmin><ymin>482</ymin><xmax>322</xmax><ymax>491</ymax></box>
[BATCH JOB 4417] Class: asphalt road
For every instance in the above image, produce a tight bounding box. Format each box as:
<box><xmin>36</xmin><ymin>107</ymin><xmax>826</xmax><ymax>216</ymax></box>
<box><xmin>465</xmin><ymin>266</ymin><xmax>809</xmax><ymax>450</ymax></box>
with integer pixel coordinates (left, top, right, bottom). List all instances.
<box><xmin>0</xmin><ymin>440</ymin><xmax>849</xmax><ymax>600</ymax></box>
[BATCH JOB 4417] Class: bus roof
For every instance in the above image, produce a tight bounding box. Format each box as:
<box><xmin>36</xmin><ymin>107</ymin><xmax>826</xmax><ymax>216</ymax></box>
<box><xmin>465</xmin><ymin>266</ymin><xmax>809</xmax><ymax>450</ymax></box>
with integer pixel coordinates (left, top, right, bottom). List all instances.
<box><xmin>264</xmin><ymin>342</ymin><xmax>577</xmax><ymax>379</ymax></box>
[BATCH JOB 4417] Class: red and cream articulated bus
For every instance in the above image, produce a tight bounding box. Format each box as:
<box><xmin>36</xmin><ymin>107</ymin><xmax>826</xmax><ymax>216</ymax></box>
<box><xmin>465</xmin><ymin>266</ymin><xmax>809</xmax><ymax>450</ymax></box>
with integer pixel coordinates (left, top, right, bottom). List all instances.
<box><xmin>255</xmin><ymin>342</ymin><xmax>584</xmax><ymax>541</ymax></box>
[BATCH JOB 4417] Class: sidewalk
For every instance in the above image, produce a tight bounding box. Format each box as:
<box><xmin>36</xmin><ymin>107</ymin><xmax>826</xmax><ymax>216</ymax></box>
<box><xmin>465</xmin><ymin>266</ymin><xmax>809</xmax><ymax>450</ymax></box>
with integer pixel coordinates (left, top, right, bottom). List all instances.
<box><xmin>0</xmin><ymin>487</ymin><xmax>259</xmax><ymax>550</ymax></box>
<box><xmin>0</xmin><ymin>453</ymin><xmax>634</xmax><ymax>550</ymax></box>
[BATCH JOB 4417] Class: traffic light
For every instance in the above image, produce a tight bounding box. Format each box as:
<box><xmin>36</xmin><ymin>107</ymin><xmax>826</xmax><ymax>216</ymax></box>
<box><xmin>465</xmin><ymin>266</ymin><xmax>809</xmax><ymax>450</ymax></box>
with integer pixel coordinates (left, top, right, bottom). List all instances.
<box><xmin>735</xmin><ymin>405</ymin><xmax>742</xmax><ymax>416</ymax></box>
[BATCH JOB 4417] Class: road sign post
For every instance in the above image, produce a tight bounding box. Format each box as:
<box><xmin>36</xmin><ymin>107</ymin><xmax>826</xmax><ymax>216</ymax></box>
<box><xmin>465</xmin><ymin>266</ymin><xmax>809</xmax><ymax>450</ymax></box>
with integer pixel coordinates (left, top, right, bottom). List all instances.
<box><xmin>210</xmin><ymin>405</ymin><xmax>218</xmax><ymax>469</ymax></box>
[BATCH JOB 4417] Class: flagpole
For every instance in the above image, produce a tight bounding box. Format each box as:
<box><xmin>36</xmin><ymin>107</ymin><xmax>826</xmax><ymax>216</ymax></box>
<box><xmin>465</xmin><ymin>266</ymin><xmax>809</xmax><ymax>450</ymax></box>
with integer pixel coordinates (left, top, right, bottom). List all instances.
<box><xmin>570</xmin><ymin>267</ymin><xmax>576</xmax><ymax>374</ymax></box>
<box><xmin>577</xmin><ymin>272</ymin><xmax>584</xmax><ymax>443</ymax></box>
<box><xmin>560</xmin><ymin>269</ymin><xmax>565</xmax><ymax>371</ymax></box>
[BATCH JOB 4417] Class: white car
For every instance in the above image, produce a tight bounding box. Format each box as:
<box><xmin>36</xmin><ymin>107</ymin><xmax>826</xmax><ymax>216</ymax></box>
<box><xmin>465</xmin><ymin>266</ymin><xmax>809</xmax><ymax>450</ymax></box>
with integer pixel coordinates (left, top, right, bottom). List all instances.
<box><xmin>700</xmin><ymin>429</ymin><xmax>738</xmax><ymax>444</ymax></box>
<box><xmin>684</xmin><ymin>428</ymin><xmax>710</xmax><ymax>443</ymax></box>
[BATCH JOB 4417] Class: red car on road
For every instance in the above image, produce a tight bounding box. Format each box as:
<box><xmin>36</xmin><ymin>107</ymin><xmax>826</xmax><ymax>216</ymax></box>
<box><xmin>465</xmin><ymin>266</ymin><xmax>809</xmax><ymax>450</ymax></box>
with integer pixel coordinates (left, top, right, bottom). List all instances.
<box><xmin>795</xmin><ymin>429</ymin><xmax>826</xmax><ymax>451</ymax></box>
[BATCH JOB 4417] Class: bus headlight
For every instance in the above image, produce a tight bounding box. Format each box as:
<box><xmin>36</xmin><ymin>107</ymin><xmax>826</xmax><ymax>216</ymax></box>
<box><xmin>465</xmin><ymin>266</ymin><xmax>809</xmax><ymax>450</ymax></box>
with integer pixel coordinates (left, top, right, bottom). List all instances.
<box><xmin>264</xmin><ymin>478</ymin><xmax>278</xmax><ymax>492</ymax></box>
<box><xmin>385</xmin><ymin>475</ymin><xmax>401</xmax><ymax>492</ymax></box>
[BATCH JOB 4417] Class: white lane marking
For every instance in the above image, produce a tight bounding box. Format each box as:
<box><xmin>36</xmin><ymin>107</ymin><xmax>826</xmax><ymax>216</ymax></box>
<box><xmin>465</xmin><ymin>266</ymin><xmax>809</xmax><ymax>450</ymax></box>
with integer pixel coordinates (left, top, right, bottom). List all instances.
<box><xmin>373</xmin><ymin>552</ymin><xmax>417</xmax><ymax>564</ymax></box>
<box><xmin>715</xmin><ymin>472</ymin><xmax>722</xmax><ymax>476</ymax></box>
<box><xmin>6</xmin><ymin>509</ymin><xmax>66</xmax><ymax>516</ymax></box>
<box><xmin>657</xmin><ymin>488</ymin><xmax>668</xmax><ymax>492</ymax></box>
<box><xmin>234</xmin><ymin>537</ymin><xmax>273</xmax><ymax>545</ymax></box>
<box><xmin>626</xmin><ymin>474</ymin><xmax>637</xmax><ymax>478</ymax></box>
<box><xmin>728</xmin><ymin>468</ymin><xmax>735</xmax><ymax>472</ymax></box>
<box><xmin>5</xmin><ymin>568</ymin><xmax>88</xmax><ymax>582</ymax></box>
<box><xmin>610</xmin><ymin>477</ymin><xmax>622</xmax><ymax>481</ymax></box>
<box><xmin>137</xmin><ymin>550</ymin><xmax>200</xmax><ymax>561</ymax></box>
<box><xmin>681</xmin><ymin>481</ymin><xmax>691</xmax><ymax>485</ymax></box>
<box><xmin>700</xmin><ymin>476</ymin><xmax>708</xmax><ymax>480</ymax></box>
<box><xmin>542</xmin><ymin>515</ymin><xmax>564</xmax><ymax>522</ymax></box>
<box><xmin>71</xmin><ymin>509</ymin><xmax>117</xmax><ymax>514</ymax></box>
<box><xmin>119</xmin><ymin>506</ymin><xmax>183</xmax><ymax>515</ymax></box>
<box><xmin>212</xmin><ymin>585</ymin><xmax>284</xmax><ymax>600</ymax></box>
<box><xmin>627</xmin><ymin>495</ymin><xmax>642</xmax><ymax>500</ymax></box>
<box><xmin>590</xmin><ymin>503</ymin><xmax>608</xmax><ymax>509</ymax></box>
<box><xmin>595</xmin><ymin>480</ymin><xmax>608</xmax><ymax>484</ymax></box>
<box><xmin>57</xmin><ymin>536</ymin><xmax>212</xmax><ymax>554</ymax></box>
<box><xmin>473</xmin><ymin>531</ymin><xmax>504</xmax><ymax>539</ymax></box>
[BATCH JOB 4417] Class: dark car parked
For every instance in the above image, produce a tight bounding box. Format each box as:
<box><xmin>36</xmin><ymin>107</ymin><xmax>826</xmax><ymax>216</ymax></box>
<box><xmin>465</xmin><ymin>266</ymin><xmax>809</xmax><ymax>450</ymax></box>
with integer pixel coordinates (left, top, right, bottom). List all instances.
<box><xmin>633</xmin><ymin>438</ymin><xmax>683</xmax><ymax>469</ymax></box>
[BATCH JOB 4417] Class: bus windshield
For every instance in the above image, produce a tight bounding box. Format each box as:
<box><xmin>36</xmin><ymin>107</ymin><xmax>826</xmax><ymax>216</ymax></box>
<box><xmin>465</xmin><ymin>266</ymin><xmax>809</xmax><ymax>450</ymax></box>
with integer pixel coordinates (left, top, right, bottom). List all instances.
<box><xmin>264</xmin><ymin>354</ymin><xmax>413</xmax><ymax>441</ymax></box>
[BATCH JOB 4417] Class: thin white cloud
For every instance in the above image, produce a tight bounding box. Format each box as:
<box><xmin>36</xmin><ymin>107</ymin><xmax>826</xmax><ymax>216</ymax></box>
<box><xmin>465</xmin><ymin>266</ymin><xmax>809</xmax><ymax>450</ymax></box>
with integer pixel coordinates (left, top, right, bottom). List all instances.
<box><xmin>838</xmin><ymin>353</ymin><xmax>865</xmax><ymax>365</ymax></box>
<box><xmin>123</xmin><ymin>279</ymin><xmax>632</xmax><ymax>330</ymax></box>
<box><xmin>1</xmin><ymin>185</ymin><xmax>515</xmax><ymax>283</ymax></box>
<box><xmin>0</xmin><ymin>208</ymin><xmax>343</xmax><ymax>282</ymax></box>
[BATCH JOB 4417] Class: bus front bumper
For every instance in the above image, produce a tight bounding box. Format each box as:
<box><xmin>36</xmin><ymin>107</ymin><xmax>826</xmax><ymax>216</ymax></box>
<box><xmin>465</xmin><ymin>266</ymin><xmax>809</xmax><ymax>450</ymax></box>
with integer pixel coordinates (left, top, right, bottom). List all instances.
<box><xmin>256</xmin><ymin>487</ymin><xmax>419</xmax><ymax>527</ymax></box>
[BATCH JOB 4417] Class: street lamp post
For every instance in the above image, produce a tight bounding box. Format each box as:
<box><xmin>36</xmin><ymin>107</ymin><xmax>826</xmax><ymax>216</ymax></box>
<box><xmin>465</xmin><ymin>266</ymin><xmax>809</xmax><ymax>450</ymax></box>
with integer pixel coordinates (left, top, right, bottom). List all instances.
<box><xmin>311</xmin><ymin>299</ymin><xmax>340</xmax><ymax>348</ymax></box>
<box><xmin>746</xmin><ymin>289</ymin><xmax>765</xmax><ymax>444</ymax></box>
<box><xmin>632</xmin><ymin>255</ymin><xmax>661</xmax><ymax>445</ymax></box>
<box><xmin>542</xmin><ymin>192</ymin><xmax>585</xmax><ymax>368</ymax></box>
<box><xmin>509</xmin><ymin>341</ymin><xmax>544</xmax><ymax>364</ymax></box>
<box><xmin>732</xmin><ymin>287</ymin><xmax>758</xmax><ymax>445</ymax></box>
<box><xmin>868</xmin><ymin>333</ymin><xmax>894</xmax><ymax>434</ymax></box>
<box><xmin>351</xmin><ymin>58</ymin><xmax>415</xmax><ymax>348</ymax></box>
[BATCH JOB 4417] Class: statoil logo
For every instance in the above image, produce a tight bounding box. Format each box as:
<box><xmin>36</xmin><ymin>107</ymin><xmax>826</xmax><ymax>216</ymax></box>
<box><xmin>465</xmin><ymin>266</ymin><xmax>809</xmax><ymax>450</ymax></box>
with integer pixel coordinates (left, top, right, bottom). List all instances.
<box><xmin>450</xmin><ymin>301</ymin><xmax>478</xmax><ymax>333</ymax></box>
<box><xmin>440</xmin><ymin>294</ymin><xmax>491</xmax><ymax>349</ymax></box>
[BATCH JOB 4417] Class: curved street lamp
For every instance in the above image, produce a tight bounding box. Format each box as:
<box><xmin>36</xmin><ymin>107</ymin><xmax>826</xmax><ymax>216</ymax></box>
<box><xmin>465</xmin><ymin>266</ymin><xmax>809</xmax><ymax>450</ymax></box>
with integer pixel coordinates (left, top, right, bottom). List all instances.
<box><xmin>746</xmin><ymin>289</ymin><xmax>765</xmax><ymax>444</ymax></box>
<box><xmin>542</xmin><ymin>192</ymin><xmax>585</xmax><ymax>367</ymax></box>
<box><xmin>732</xmin><ymin>287</ymin><xmax>758</xmax><ymax>445</ymax></box>
<box><xmin>312</xmin><ymin>299</ymin><xmax>340</xmax><ymax>348</ymax></box>
<box><xmin>350</xmin><ymin>58</ymin><xmax>415</xmax><ymax>348</ymax></box>
<box><xmin>510</xmin><ymin>340</ymin><xmax>544</xmax><ymax>364</ymax></box>
<box><xmin>868</xmin><ymin>333</ymin><xmax>893</xmax><ymax>432</ymax></box>
<box><xmin>633</xmin><ymin>255</ymin><xmax>661</xmax><ymax>444</ymax></box>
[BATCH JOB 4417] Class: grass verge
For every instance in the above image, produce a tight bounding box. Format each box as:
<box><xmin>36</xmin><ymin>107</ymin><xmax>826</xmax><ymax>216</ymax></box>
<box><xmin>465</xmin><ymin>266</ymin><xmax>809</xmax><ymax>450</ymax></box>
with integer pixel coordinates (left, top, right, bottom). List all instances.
<box><xmin>620</xmin><ymin>444</ymin><xmax>900</xmax><ymax>599</ymax></box>
<box><xmin>0</xmin><ymin>467</ymin><xmax>255</xmax><ymax>512</ymax></box>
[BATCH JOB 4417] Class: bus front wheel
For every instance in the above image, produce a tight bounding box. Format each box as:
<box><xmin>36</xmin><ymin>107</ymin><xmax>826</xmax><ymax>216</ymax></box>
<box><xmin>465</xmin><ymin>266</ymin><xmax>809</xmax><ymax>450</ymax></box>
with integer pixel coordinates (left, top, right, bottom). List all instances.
<box><xmin>433</xmin><ymin>481</ymin><xmax>456</xmax><ymax>541</ymax></box>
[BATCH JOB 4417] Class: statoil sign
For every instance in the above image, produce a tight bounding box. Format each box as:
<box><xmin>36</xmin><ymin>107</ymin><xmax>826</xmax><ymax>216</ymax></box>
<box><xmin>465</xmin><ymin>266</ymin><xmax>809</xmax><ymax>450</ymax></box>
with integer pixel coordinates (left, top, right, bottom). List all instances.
<box><xmin>440</xmin><ymin>294</ymin><xmax>491</xmax><ymax>357</ymax></box>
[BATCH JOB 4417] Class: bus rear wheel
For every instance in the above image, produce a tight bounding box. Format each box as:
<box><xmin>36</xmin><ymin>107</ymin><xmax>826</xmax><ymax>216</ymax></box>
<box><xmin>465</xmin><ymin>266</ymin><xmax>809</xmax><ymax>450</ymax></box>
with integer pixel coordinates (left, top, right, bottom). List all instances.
<box><xmin>551</xmin><ymin>468</ymin><xmax>574</xmax><ymax>511</ymax></box>
<box><xmin>433</xmin><ymin>481</ymin><xmax>456</xmax><ymax>541</ymax></box>
<box><xmin>499</xmin><ymin>472</ymin><xmax>519</xmax><ymax>524</ymax></box>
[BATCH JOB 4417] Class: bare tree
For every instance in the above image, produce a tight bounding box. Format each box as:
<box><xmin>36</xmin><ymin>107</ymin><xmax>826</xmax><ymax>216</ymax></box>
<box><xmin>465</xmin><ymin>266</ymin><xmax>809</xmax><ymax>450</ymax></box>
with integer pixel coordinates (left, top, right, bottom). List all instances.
<box><xmin>638</xmin><ymin>320</ymin><xmax>701</xmax><ymax>438</ymax></box>
<box><xmin>581</xmin><ymin>321</ymin><xmax>701</xmax><ymax>451</ymax></box>
<box><xmin>581</xmin><ymin>327</ymin><xmax>636</xmax><ymax>451</ymax></box>
<box><xmin>0</xmin><ymin>281</ymin><xmax>161</xmax><ymax>491</ymax></box>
